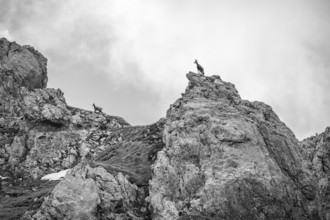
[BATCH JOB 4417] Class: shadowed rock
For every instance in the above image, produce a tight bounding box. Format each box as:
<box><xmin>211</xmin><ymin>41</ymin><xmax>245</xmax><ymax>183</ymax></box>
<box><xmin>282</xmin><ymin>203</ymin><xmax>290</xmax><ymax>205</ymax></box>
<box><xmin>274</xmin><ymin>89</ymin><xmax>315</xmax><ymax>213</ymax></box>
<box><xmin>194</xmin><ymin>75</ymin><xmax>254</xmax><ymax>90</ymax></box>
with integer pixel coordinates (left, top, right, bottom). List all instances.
<box><xmin>300</xmin><ymin>127</ymin><xmax>330</xmax><ymax>220</ymax></box>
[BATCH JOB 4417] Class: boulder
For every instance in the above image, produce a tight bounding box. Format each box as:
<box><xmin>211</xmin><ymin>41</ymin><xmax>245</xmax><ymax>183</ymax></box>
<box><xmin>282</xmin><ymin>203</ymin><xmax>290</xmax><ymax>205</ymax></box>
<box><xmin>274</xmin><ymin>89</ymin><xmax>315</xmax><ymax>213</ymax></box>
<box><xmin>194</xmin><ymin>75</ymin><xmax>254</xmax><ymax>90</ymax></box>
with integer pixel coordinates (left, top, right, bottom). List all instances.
<box><xmin>24</xmin><ymin>163</ymin><xmax>147</xmax><ymax>220</ymax></box>
<box><xmin>0</xmin><ymin>38</ymin><xmax>47</xmax><ymax>89</ymax></box>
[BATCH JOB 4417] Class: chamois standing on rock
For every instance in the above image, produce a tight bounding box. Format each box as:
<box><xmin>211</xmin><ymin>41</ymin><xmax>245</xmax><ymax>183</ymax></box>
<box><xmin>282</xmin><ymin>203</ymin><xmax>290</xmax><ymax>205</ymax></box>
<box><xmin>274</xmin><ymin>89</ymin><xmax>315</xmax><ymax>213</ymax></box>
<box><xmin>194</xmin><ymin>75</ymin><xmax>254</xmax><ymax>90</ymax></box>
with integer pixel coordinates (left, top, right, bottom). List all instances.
<box><xmin>92</xmin><ymin>103</ymin><xmax>103</xmax><ymax>113</ymax></box>
<box><xmin>194</xmin><ymin>59</ymin><xmax>205</xmax><ymax>75</ymax></box>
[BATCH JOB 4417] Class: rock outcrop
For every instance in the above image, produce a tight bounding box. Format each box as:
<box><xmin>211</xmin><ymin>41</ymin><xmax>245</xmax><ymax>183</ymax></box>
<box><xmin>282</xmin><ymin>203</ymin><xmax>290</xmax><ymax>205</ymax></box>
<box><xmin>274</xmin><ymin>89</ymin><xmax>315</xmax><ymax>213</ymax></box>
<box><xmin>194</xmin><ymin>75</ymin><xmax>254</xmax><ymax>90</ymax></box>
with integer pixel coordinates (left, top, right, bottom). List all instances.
<box><xmin>0</xmin><ymin>38</ymin><xmax>329</xmax><ymax>219</ymax></box>
<box><xmin>0</xmin><ymin>38</ymin><xmax>164</xmax><ymax>220</ymax></box>
<box><xmin>150</xmin><ymin>73</ymin><xmax>316</xmax><ymax>219</ymax></box>
<box><xmin>300</xmin><ymin>128</ymin><xmax>330</xmax><ymax>220</ymax></box>
<box><xmin>23</xmin><ymin>163</ymin><xmax>148</xmax><ymax>220</ymax></box>
<box><xmin>20</xmin><ymin>116</ymin><xmax>165</xmax><ymax>219</ymax></box>
<box><xmin>0</xmin><ymin>38</ymin><xmax>47</xmax><ymax>89</ymax></box>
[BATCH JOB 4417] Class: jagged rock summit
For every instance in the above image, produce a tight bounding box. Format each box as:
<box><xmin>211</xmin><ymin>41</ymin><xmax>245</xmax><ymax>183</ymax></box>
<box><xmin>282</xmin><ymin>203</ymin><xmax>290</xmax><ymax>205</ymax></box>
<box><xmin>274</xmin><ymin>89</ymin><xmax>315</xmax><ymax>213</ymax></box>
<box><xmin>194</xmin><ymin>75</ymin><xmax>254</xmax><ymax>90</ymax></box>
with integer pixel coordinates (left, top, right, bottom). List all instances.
<box><xmin>0</xmin><ymin>38</ymin><xmax>329</xmax><ymax>220</ymax></box>
<box><xmin>0</xmin><ymin>38</ymin><xmax>48</xmax><ymax>89</ymax></box>
<box><xmin>150</xmin><ymin>72</ymin><xmax>317</xmax><ymax>219</ymax></box>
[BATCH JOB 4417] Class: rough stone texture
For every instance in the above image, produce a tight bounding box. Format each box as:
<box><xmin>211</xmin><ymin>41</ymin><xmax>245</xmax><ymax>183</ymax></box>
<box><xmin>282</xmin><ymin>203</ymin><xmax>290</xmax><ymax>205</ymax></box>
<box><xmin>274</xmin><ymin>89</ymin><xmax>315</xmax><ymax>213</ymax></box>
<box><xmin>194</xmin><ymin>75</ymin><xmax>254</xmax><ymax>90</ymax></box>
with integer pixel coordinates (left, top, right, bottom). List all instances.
<box><xmin>300</xmin><ymin>127</ymin><xmax>330</xmax><ymax>220</ymax></box>
<box><xmin>1</xmin><ymin>38</ymin><xmax>329</xmax><ymax>219</ymax></box>
<box><xmin>0</xmin><ymin>39</ymin><xmax>134</xmax><ymax>219</ymax></box>
<box><xmin>22</xmin><ymin>162</ymin><xmax>149</xmax><ymax>220</ymax></box>
<box><xmin>0</xmin><ymin>78</ymin><xmax>129</xmax><ymax>180</ymax></box>
<box><xmin>21</xmin><ymin>119</ymin><xmax>166</xmax><ymax>220</ymax></box>
<box><xmin>0</xmin><ymin>38</ymin><xmax>48</xmax><ymax>89</ymax></box>
<box><xmin>150</xmin><ymin>72</ymin><xmax>316</xmax><ymax>220</ymax></box>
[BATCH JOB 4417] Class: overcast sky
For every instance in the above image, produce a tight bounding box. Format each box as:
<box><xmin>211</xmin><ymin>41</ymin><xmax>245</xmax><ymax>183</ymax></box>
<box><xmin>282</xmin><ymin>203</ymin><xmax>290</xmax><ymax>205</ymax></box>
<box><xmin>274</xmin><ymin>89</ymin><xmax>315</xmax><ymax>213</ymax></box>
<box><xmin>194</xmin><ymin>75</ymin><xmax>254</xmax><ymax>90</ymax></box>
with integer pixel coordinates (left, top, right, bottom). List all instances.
<box><xmin>0</xmin><ymin>0</ymin><xmax>329</xmax><ymax>140</ymax></box>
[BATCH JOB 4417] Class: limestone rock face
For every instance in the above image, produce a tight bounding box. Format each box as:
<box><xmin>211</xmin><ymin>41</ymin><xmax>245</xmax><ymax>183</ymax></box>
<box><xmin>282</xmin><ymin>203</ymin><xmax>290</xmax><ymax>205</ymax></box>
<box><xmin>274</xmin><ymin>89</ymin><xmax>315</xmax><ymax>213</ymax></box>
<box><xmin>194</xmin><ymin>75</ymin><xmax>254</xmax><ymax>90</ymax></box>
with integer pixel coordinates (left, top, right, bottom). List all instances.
<box><xmin>300</xmin><ymin>127</ymin><xmax>330</xmax><ymax>220</ymax></box>
<box><xmin>0</xmin><ymin>39</ymin><xmax>132</xmax><ymax>220</ymax></box>
<box><xmin>0</xmin><ymin>38</ymin><xmax>48</xmax><ymax>89</ymax></box>
<box><xmin>22</xmin><ymin>119</ymin><xmax>166</xmax><ymax>220</ymax></box>
<box><xmin>0</xmin><ymin>38</ymin><xmax>165</xmax><ymax>220</ymax></box>
<box><xmin>150</xmin><ymin>72</ymin><xmax>316</xmax><ymax>219</ymax></box>
<box><xmin>0</xmin><ymin>71</ymin><xmax>129</xmax><ymax>181</ymax></box>
<box><xmin>1</xmin><ymin>38</ymin><xmax>329</xmax><ymax>219</ymax></box>
<box><xmin>23</xmin><ymin>163</ymin><xmax>148</xmax><ymax>220</ymax></box>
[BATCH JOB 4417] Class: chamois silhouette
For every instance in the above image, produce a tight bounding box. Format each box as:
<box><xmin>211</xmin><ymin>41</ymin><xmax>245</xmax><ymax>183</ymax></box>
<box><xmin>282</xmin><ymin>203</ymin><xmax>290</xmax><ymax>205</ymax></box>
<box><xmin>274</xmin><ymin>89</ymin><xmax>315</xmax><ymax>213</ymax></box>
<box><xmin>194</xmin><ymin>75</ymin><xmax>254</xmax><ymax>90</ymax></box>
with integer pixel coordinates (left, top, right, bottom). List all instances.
<box><xmin>194</xmin><ymin>59</ymin><xmax>204</xmax><ymax>75</ymax></box>
<box><xmin>92</xmin><ymin>103</ymin><xmax>103</xmax><ymax>113</ymax></box>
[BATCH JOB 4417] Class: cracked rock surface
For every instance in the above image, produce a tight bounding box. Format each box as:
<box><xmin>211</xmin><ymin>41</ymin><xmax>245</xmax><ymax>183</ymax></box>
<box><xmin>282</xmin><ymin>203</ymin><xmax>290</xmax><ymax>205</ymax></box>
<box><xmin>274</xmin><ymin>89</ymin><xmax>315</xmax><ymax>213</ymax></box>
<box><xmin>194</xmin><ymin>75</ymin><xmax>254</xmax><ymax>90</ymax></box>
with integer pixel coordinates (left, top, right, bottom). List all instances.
<box><xmin>300</xmin><ymin>128</ymin><xmax>330</xmax><ymax>220</ymax></box>
<box><xmin>22</xmin><ymin>163</ymin><xmax>148</xmax><ymax>220</ymax></box>
<box><xmin>150</xmin><ymin>72</ymin><xmax>317</xmax><ymax>220</ymax></box>
<box><xmin>1</xmin><ymin>38</ymin><xmax>329</xmax><ymax>219</ymax></box>
<box><xmin>0</xmin><ymin>38</ymin><xmax>163</xmax><ymax>220</ymax></box>
<box><xmin>0</xmin><ymin>38</ymin><xmax>47</xmax><ymax>89</ymax></box>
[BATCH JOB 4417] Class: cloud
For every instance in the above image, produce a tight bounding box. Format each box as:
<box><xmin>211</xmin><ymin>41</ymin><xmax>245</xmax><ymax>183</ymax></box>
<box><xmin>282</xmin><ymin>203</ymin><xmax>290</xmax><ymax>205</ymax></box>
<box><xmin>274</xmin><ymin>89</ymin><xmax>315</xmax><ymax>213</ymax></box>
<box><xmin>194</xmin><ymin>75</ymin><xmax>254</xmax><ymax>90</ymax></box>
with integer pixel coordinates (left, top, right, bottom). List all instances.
<box><xmin>0</xmin><ymin>0</ymin><xmax>329</xmax><ymax>139</ymax></box>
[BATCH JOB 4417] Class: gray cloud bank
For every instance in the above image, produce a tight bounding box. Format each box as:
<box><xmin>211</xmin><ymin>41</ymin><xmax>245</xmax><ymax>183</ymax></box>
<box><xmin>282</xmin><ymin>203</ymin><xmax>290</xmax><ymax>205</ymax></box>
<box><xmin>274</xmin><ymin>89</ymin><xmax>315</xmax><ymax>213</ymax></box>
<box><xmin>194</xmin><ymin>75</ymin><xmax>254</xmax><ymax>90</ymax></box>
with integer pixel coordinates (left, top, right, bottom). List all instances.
<box><xmin>0</xmin><ymin>0</ymin><xmax>329</xmax><ymax>139</ymax></box>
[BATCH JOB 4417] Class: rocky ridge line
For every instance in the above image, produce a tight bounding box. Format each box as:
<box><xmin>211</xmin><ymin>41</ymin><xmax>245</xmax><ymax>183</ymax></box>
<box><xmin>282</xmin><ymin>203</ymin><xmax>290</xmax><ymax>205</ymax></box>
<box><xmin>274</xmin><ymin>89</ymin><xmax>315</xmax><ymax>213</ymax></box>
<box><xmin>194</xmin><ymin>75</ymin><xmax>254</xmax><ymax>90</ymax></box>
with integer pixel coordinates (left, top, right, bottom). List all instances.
<box><xmin>1</xmin><ymin>38</ymin><xmax>329</xmax><ymax>219</ymax></box>
<box><xmin>0</xmin><ymin>38</ymin><xmax>164</xmax><ymax>220</ymax></box>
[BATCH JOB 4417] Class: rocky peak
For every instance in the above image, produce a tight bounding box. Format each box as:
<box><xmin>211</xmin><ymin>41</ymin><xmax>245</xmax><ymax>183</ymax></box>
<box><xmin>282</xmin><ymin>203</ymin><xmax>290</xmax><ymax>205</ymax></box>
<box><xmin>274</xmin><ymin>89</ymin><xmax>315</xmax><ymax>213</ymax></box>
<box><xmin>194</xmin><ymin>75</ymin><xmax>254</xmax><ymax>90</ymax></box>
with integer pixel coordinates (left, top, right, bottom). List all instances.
<box><xmin>1</xmin><ymin>38</ymin><xmax>329</xmax><ymax>220</ymax></box>
<box><xmin>185</xmin><ymin>72</ymin><xmax>240</xmax><ymax>101</ymax></box>
<box><xmin>150</xmin><ymin>72</ymin><xmax>316</xmax><ymax>219</ymax></box>
<box><xmin>169</xmin><ymin>72</ymin><xmax>240</xmax><ymax>114</ymax></box>
<box><xmin>0</xmin><ymin>38</ymin><xmax>48</xmax><ymax>89</ymax></box>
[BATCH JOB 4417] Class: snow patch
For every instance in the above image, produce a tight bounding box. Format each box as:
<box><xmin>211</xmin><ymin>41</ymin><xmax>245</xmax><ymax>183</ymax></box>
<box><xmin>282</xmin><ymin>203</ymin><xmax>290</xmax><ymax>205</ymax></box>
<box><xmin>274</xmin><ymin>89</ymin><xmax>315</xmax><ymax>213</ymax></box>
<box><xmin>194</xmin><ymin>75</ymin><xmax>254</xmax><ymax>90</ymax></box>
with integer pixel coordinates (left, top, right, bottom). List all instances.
<box><xmin>0</xmin><ymin>175</ymin><xmax>9</xmax><ymax>180</ymax></box>
<box><xmin>41</xmin><ymin>169</ymin><xmax>70</xmax><ymax>181</ymax></box>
